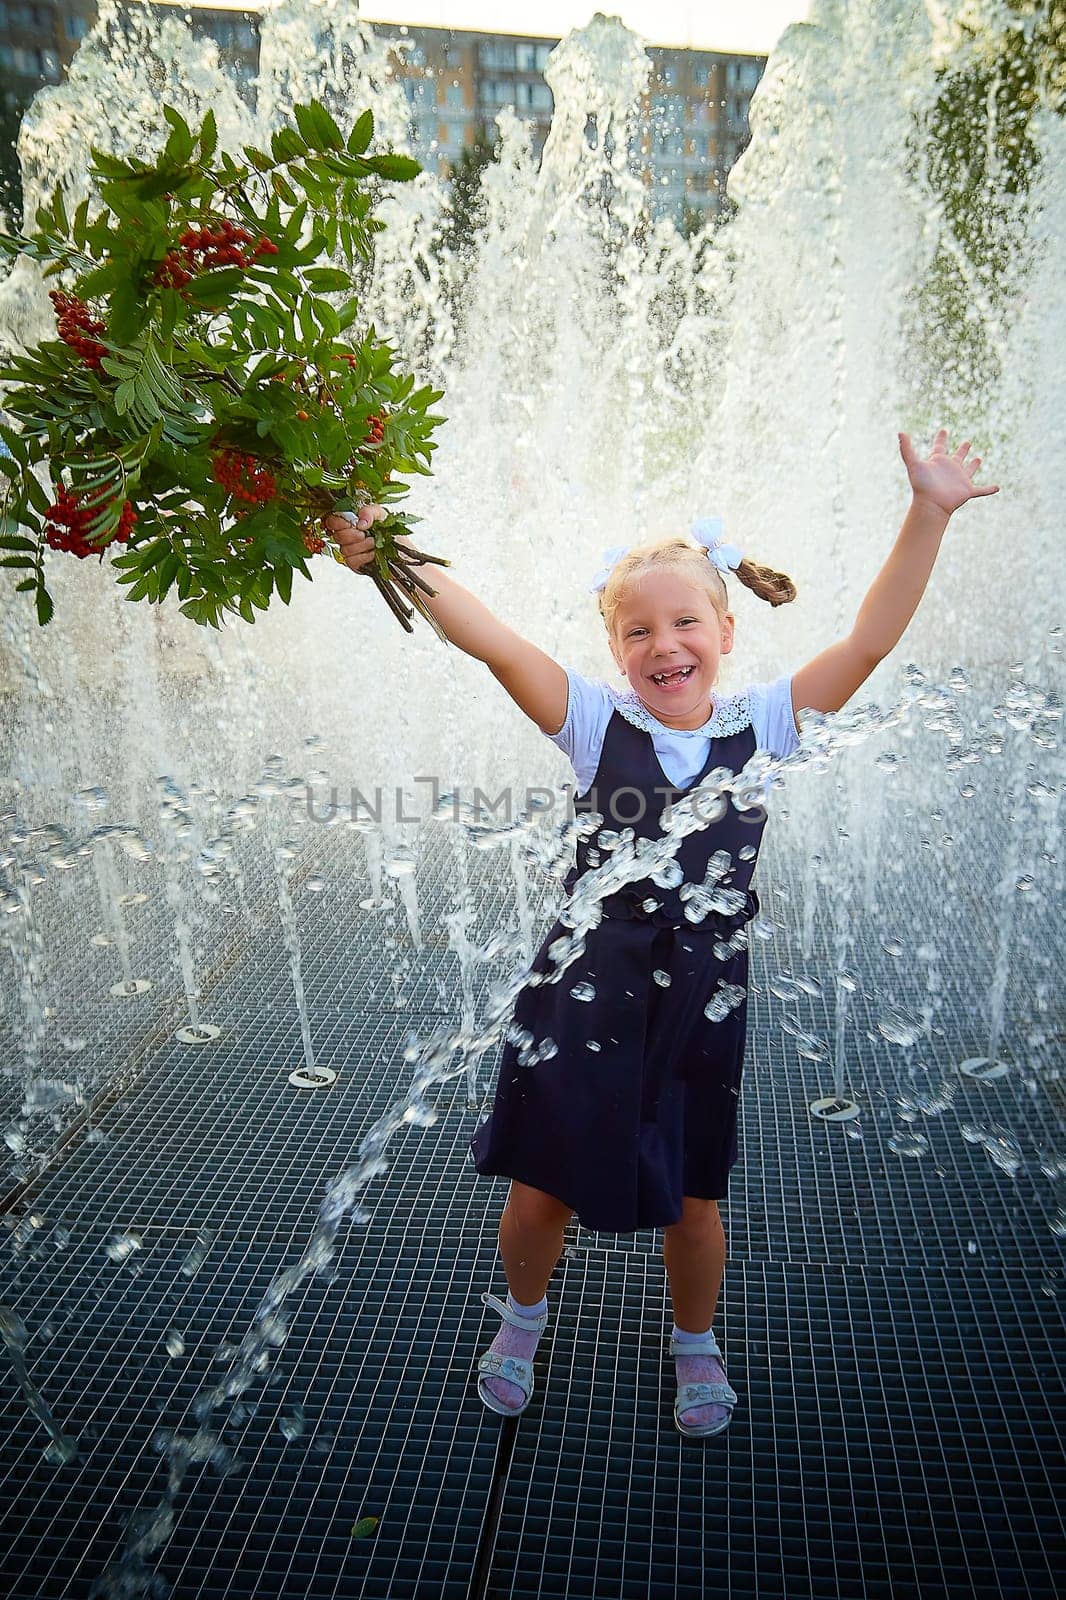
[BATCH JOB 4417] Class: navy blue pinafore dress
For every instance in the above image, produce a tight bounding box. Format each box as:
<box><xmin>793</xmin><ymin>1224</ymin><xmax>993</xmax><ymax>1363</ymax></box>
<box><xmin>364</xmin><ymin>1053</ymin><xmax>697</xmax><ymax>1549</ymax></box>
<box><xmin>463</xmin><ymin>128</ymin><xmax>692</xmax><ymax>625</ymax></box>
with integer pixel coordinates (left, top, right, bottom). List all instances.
<box><xmin>469</xmin><ymin>706</ymin><xmax>767</xmax><ymax>1232</ymax></box>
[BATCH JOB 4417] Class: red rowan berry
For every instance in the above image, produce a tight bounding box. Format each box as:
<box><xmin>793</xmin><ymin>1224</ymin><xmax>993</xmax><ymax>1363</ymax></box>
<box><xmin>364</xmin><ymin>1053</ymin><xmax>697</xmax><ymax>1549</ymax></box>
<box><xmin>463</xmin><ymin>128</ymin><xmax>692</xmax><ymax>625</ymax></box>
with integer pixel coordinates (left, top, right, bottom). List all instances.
<box><xmin>44</xmin><ymin>485</ymin><xmax>135</xmax><ymax>559</ymax></box>
<box><xmin>211</xmin><ymin>448</ymin><xmax>277</xmax><ymax>505</ymax></box>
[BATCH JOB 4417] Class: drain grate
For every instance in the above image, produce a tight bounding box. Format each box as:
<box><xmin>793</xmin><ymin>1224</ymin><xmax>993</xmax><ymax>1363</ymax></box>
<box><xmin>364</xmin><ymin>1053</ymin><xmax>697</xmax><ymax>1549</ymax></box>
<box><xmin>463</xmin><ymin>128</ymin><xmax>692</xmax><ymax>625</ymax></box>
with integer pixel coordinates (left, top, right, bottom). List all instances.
<box><xmin>0</xmin><ymin>827</ymin><xmax>1062</xmax><ymax>1599</ymax></box>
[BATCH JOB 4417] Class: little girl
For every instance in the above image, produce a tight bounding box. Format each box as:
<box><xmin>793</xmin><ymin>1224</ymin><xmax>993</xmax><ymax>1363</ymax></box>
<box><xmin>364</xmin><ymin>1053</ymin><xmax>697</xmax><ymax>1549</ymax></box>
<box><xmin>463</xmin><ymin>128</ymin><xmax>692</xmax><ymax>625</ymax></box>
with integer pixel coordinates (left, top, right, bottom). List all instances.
<box><xmin>328</xmin><ymin>429</ymin><xmax>997</xmax><ymax>1440</ymax></box>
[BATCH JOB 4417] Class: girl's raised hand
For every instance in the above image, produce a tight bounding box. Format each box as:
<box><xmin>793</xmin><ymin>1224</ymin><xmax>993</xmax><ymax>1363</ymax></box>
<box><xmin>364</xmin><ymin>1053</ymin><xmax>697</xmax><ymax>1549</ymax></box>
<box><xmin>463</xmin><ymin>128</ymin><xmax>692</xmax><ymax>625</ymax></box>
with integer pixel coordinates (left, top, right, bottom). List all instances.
<box><xmin>324</xmin><ymin>503</ymin><xmax>387</xmax><ymax>574</ymax></box>
<box><xmin>898</xmin><ymin>428</ymin><xmax>1000</xmax><ymax>516</ymax></box>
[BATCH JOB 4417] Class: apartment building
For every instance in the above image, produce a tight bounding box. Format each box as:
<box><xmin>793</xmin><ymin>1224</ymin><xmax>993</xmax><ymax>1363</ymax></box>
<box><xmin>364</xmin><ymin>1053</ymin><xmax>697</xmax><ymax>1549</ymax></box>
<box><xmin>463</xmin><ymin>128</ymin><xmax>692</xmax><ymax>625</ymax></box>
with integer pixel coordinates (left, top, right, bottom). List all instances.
<box><xmin>369</xmin><ymin>23</ymin><xmax>763</xmax><ymax>223</ymax></box>
<box><xmin>2</xmin><ymin>5</ymin><xmax>764</xmax><ymax>223</ymax></box>
<box><xmin>0</xmin><ymin>1</ymin><xmax>258</xmax><ymax>98</ymax></box>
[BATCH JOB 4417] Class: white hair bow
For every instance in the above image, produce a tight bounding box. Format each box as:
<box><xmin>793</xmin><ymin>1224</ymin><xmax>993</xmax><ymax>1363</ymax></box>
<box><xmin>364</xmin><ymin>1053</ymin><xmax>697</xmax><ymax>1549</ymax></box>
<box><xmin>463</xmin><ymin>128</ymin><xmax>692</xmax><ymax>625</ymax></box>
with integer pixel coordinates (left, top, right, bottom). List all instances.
<box><xmin>587</xmin><ymin>518</ymin><xmax>743</xmax><ymax>594</ymax></box>
<box><xmin>690</xmin><ymin>516</ymin><xmax>744</xmax><ymax>574</ymax></box>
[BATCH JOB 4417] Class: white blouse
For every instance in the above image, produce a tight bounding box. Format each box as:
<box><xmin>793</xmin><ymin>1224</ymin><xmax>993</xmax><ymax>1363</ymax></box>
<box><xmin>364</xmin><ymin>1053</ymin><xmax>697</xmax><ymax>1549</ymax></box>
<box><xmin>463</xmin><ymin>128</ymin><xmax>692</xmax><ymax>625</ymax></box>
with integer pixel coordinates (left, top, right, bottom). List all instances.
<box><xmin>546</xmin><ymin>667</ymin><xmax>801</xmax><ymax>796</ymax></box>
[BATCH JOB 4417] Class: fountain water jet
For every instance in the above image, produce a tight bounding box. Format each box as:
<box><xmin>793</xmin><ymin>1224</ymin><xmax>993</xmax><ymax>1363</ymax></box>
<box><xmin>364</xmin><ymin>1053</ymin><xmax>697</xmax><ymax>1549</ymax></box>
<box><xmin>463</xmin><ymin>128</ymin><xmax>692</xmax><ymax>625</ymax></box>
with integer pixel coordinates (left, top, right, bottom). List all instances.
<box><xmin>0</xmin><ymin>4</ymin><xmax>1061</xmax><ymax>1596</ymax></box>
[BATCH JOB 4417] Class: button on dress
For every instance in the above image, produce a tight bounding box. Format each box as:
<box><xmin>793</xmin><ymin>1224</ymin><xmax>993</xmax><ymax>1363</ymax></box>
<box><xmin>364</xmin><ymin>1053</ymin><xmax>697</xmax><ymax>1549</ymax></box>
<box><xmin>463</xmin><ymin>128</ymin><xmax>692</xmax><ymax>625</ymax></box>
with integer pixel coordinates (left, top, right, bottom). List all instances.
<box><xmin>470</xmin><ymin>697</ymin><xmax>772</xmax><ymax>1233</ymax></box>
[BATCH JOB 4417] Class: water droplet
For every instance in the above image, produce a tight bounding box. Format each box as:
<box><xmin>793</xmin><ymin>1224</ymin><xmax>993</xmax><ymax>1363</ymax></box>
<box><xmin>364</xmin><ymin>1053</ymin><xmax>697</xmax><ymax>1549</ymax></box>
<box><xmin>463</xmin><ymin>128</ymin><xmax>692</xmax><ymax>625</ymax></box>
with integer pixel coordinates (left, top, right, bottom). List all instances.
<box><xmin>279</xmin><ymin>1406</ymin><xmax>306</xmax><ymax>1442</ymax></box>
<box><xmin>586</xmin><ymin>1039</ymin><xmax>601</xmax><ymax>1052</ymax></box>
<box><xmin>793</xmin><ymin>1029</ymin><xmax>828</xmax><ymax>1062</ymax></box>
<box><xmin>836</xmin><ymin>970</ymin><xmax>858</xmax><ymax>992</ymax></box>
<box><xmin>653</xmin><ymin>969</ymin><xmax>671</xmax><ymax>987</ymax></box>
<box><xmin>738</xmin><ymin>844</ymin><xmax>757</xmax><ymax>861</ymax></box>
<box><xmin>887</xmin><ymin>1130</ymin><xmax>929</xmax><ymax>1157</ymax></box>
<box><xmin>305</xmin><ymin>876</ymin><xmax>326</xmax><ymax>893</ymax></box>
<box><xmin>875</xmin><ymin>752</ymin><xmax>900</xmax><ymax>773</ymax></box>
<box><xmin>165</xmin><ymin>1330</ymin><xmax>186</xmax><ymax>1359</ymax></box>
<box><xmin>704</xmin><ymin>984</ymin><xmax>746</xmax><ymax>1023</ymax></box>
<box><xmin>877</xmin><ymin>1006</ymin><xmax>924</xmax><ymax>1047</ymax></box>
<box><xmin>402</xmin><ymin>1102</ymin><xmax>438</xmax><ymax>1127</ymax></box>
<box><xmin>1015</xmin><ymin>874</ymin><xmax>1035</xmax><ymax>893</ymax></box>
<box><xmin>105</xmin><ymin>1232</ymin><xmax>143</xmax><ymax>1263</ymax></box>
<box><xmin>43</xmin><ymin>1434</ymin><xmax>78</xmax><ymax>1467</ymax></box>
<box><xmin>881</xmin><ymin>937</ymin><xmax>905</xmax><ymax>957</ymax></box>
<box><xmin>651</xmin><ymin>859</ymin><xmax>684</xmax><ymax>889</ymax></box>
<box><xmin>570</xmin><ymin>981</ymin><xmax>595</xmax><ymax>1003</ymax></box>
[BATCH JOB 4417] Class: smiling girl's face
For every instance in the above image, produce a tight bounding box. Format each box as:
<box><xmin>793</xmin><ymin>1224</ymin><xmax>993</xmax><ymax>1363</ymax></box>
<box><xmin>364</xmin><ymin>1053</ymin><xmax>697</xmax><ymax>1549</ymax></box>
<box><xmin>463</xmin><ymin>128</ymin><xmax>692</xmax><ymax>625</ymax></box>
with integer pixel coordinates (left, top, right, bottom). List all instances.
<box><xmin>608</xmin><ymin>568</ymin><xmax>735</xmax><ymax>730</ymax></box>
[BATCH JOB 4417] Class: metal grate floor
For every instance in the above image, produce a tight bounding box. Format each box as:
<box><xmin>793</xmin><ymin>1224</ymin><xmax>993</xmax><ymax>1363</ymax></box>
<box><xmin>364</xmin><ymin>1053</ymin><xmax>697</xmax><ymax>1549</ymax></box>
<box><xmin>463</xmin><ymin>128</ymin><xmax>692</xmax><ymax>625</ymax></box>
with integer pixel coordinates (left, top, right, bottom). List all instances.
<box><xmin>1</xmin><ymin>825</ymin><xmax>1063</xmax><ymax>1599</ymax></box>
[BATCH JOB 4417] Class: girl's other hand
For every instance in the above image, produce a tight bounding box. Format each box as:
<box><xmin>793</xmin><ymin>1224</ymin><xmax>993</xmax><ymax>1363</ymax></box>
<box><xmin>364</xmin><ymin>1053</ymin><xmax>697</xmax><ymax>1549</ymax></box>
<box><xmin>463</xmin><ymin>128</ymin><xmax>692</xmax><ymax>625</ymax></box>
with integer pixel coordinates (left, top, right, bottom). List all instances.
<box><xmin>899</xmin><ymin>428</ymin><xmax>1000</xmax><ymax>516</ymax></box>
<box><xmin>324</xmin><ymin>504</ymin><xmax>387</xmax><ymax>574</ymax></box>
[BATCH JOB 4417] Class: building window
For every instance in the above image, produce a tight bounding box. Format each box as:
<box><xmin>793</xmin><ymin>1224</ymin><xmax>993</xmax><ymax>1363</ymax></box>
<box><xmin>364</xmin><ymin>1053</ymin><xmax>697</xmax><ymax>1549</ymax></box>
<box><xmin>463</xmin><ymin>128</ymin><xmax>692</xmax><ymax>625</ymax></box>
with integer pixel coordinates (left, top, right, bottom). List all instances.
<box><xmin>447</xmin><ymin>122</ymin><xmax>466</xmax><ymax>146</ymax></box>
<box><xmin>481</xmin><ymin>41</ymin><xmax>514</xmax><ymax>70</ymax></box>
<box><xmin>660</xmin><ymin>63</ymin><xmax>677</xmax><ymax>85</ymax></box>
<box><xmin>693</xmin><ymin>64</ymin><xmax>711</xmax><ymax>87</ymax></box>
<box><xmin>530</xmin><ymin>82</ymin><xmax>552</xmax><ymax>111</ymax></box>
<box><xmin>515</xmin><ymin>42</ymin><xmax>536</xmax><ymax>72</ymax></box>
<box><xmin>446</xmin><ymin>82</ymin><xmax>464</xmax><ymax>109</ymax></box>
<box><xmin>536</xmin><ymin>43</ymin><xmax>552</xmax><ymax>70</ymax></box>
<box><xmin>726</xmin><ymin>59</ymin><xmax>761</xmax><ymax>92</ymax></box>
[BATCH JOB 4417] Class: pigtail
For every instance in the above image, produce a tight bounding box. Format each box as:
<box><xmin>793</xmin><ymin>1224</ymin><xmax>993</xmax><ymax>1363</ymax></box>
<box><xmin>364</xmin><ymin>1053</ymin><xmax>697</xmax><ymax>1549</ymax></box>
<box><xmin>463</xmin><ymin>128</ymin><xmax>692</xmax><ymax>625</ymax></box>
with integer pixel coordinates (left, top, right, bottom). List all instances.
<box><xmin>733</xmin><ymin>557</ymin><xmax>797</xmax><ymax>607</ymax></box>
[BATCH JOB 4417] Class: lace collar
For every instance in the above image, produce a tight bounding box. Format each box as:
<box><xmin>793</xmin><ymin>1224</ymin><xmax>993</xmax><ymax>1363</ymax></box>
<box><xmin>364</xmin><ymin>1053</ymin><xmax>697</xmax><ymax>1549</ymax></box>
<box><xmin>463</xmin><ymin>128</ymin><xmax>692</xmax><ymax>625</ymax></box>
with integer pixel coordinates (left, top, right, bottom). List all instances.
<box><xmin>606</xmin><ymin>683</ymin><xmax>752</xmax><ymax>739</ymax></box>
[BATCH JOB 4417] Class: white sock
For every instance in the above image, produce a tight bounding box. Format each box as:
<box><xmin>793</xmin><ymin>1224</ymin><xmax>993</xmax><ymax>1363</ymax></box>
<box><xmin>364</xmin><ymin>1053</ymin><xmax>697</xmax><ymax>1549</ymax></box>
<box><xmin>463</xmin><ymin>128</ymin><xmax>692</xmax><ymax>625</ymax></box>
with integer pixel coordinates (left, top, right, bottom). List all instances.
<box><xmin>673</xmin><ymin>1322</ymin><xmax>714</xmax><ymax>1344</ymax></box>
<box><xmin>507</xmin><ymin>1291</ymin><xmax>548</xmax><ymax>1319</ymax></box>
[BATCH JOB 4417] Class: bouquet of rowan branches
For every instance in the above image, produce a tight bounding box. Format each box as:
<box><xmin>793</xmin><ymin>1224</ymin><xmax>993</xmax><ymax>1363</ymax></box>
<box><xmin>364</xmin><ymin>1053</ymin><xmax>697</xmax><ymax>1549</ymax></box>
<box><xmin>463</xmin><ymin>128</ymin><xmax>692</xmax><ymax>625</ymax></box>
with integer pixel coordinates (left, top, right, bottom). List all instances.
<box><xmin>0</xmin><ymin>99</ymin><xmax>448</xmax><ymax>636</ymax></box>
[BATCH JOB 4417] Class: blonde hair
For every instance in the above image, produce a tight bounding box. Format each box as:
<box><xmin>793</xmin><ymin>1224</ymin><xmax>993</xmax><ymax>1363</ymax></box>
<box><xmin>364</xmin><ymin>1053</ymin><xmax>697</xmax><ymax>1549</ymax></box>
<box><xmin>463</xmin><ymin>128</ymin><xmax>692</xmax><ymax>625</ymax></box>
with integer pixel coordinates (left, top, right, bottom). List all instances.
<box><xmin>596</xmin><ymin>535</ymin><xmax>797</xmax><ymax>637</ymax></box>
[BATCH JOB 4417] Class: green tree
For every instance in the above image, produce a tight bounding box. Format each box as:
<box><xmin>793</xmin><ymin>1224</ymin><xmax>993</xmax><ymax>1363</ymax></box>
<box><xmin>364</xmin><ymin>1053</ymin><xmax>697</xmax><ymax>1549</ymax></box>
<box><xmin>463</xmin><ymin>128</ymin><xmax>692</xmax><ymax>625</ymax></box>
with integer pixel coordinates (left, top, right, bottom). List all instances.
<box><xmin>907</xmin><ymin>0</ymin><xmax>1065</xmax><ymax>421</ymax></box>
<box><xmin>0</xmin><ymin>73</ymin><xmax>30</xmax><ymax>229</ymax></box>
<box><xmin>678</xmin><ymin>199</ymin><xmax>706</xmax><ymax>240</ymax></box>
<box><xmin>438</xmin><ymin>132</ymin><xmax>499</xmax><ymax>262</ymax></box>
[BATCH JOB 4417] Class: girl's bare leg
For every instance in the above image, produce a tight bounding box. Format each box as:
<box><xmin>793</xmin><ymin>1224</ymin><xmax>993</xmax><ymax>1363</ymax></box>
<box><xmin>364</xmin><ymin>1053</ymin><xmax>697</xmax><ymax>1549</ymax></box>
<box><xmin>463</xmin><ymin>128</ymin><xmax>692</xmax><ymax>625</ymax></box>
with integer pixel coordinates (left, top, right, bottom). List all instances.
<box><xmin>480</xmin><ymin>1180</ymin><xmax>572</xmax><ymax>1412</ymax></box>
<box><xmin>662</xmin><ymin>1197</ymin><xmax>732</xmax><ymax>1431</ymax></box>
<box><xmin>498</xmin><ymin>1178</ymin><xmax>573</xmax><ymax>1303</ymax></box>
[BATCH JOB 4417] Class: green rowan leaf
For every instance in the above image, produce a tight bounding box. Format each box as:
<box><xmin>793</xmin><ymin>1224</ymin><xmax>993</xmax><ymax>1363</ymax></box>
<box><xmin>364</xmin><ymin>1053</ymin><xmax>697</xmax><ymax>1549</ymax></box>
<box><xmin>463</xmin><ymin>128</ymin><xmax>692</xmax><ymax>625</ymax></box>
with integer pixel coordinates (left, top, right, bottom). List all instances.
<box><xmin>305</xmin><ymin>267</ymin><xmax>351</xmax><ymax>292</ymax></box>
<box><xmin>347</xmin><ymin>110</ymin><xmax>374</xmax><ymax>155</ymax></box>
<box><xmin>199</xmin><ymin>108</ymin><xmax>218</xmax><ymax>164</ymax></box>
<box><xmin>365</xmin><ymin>153</ymin><xmax>421</xmax><ymax>183</ymax></box>
<box><xmin>1</xmin><ymin>94</ymin><xmax>445</xmax><ymax>632</ymax></box>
